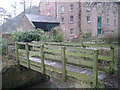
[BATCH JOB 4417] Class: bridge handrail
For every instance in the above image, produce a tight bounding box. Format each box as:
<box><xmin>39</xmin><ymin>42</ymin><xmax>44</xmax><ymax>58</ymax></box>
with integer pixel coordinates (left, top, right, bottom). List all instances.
<box><xmin>15</xmin><ymin>42</ymin><xmax>115</xmax><ymax>88</ymax></box>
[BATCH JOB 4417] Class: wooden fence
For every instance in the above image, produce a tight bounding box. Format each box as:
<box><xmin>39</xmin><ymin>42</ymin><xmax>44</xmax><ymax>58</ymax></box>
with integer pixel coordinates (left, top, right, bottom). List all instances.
<box><xmin>15</xmin><ymin>41</ymin><xmax>115</xmax><ymax>88</ymax></box>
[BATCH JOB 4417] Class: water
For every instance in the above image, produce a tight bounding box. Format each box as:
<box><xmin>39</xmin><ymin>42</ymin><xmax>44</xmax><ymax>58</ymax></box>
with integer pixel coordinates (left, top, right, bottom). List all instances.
<box><xmin>26</xmin><ymin>77</ymin><xmax>77</xmax><ymax>88</ymax></box>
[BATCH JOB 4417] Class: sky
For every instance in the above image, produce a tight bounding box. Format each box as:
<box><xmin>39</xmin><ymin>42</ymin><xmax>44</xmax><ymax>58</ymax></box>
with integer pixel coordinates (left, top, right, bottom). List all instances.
<box><xmin>0</xmin><ymin>0</ymin><xmax>40</xmax><ymax>16</ymax></box>
<box><xmin>0</xmin><ymin>0</ymin><xmax>119</xmax><ymax>16</ymax></box>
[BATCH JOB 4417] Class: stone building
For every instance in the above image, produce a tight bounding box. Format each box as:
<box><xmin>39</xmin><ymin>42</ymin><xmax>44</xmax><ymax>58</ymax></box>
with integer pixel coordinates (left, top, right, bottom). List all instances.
<box><xmin>39</xmin><ymin>1</ymin><xmax>119</xmax><ymax>40</ymax></box>
<box><xmin>81</xmin><ymin>2</ymin><xmax>119</xmax><ymax>38</ymax></box>
<box><xmin>40</xmin><ymin>1</ymin><xmax>81</xmax><ymax>39</ymax></box>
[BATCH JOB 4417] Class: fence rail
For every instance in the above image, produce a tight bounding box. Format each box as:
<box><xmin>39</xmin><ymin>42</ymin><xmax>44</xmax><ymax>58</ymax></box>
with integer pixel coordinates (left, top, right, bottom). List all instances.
<box><xmin>16</xmin><ymin>41</ymin><xmax>115</xmax><ymax>88</ymax></box>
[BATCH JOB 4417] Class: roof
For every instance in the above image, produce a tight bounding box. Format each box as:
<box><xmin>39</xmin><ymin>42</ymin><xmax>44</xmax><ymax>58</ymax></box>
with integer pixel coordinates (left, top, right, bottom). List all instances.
<box><xmin>1</xmin><ymin>13</ymin><xmax>24</xmax><ymax>34</ymax></box>
<box><xmin>25</xmin><ymin>14</ymin><xmax>59</xmax><ymax>23</ymax></box>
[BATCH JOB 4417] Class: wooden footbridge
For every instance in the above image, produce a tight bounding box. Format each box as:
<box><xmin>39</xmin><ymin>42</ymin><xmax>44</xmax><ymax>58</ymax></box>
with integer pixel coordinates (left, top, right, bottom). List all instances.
<box><xmin>15</xmin><ymin>42</ymin><xmax>115</xmax><ymax>88</ymax></box>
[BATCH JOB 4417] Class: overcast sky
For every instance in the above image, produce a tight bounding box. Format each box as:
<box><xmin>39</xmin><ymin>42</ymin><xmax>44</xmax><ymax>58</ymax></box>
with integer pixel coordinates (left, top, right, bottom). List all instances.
<box><xmin>0</xmin><ymin>0</ymin><xmax>119</xmax><ymax>16</ymax></box>
<box><xmin>0</xmin><ymin>0</ymin><xmax>40</xmax><ymax>15</ymax></box>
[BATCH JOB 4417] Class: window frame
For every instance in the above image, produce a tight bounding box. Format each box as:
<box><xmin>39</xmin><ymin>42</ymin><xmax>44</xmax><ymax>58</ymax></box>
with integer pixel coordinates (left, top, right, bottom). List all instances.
<box><xmin>60</xmin><ymin>6</ymin><xmax>64</xmax><ymax>13</ymax></box>
<box><xmin>61</xmin><ymin>16</ymin><xmax>64</xmax><ymax>23</ymax></box>
<box><xmin>69</xmin><ymin>4</ymin><xmax>74</xmax><ymax>11</ymax></box>
<box><xmin>87</xmin><ymin>16</ymin><xmax>90</xmax><ymax>23</ymax></box>
<box><xmin>70</xmin><ymin>28</ymin><xmax>74</xmax><ymax>34</ymax></box>
<box><xmin>69</xmin><ymin>15</ymin><xmax>74</xmax><ymax>23</ymax></box>
<box><xmin>107</xmin><ymin>19</ymin><xmax>109</xmax><ymax>25</ymax></box>
<box><xmin>114</xmin><ymin>20</ymin><xmax>117</xmax><ymax>26</ymax></box>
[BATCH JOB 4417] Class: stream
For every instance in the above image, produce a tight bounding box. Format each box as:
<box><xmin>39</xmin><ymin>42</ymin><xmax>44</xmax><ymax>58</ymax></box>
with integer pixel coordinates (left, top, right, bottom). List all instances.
<box><xmin>26</xmin><ymin>77</ymin><xmax>78</xmax><ymax>88</ymax></box>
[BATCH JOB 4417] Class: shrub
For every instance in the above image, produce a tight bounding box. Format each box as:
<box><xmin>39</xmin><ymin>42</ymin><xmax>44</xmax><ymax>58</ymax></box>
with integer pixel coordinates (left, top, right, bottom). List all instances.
<box><xmin>98</xmin><ymin>30</ymin><xmax>119</xmax><ymax>44</ymax></box>
<box><xmin>0</xmin><ymin>38</ymin><xmax>8</xmax><ymax>55</ymax></box>
<box><xmin>12</xmin><ymin>28</ymin><xmax>64</xmax><ymax>43</ymax></box>
<box><xmin>81</xmin><ymin>32</ymin><xmax>92</xmax><ymax>39</ymax></box>
<box><xmin>50</xmin><ymin>27</ymin><xmax>64</xmax><ymax>42</ymax></box>
<box><xmin>12</xmin><ymin>29</ymin><xmax>44</xmax><ymax>42</ymax></box>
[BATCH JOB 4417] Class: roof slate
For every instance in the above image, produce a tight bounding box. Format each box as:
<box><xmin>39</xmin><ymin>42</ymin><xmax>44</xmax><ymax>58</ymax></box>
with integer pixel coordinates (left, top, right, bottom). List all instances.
<box><xmin>25</xmin><ymin>14</ymin><xmax>59</xmax><ymax>23</ymax></box>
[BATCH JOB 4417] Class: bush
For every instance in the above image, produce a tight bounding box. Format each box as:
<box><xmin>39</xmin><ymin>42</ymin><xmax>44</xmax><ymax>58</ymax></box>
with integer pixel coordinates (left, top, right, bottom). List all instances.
<box><xmin>0</xmin><ymin>38</ymin><xmax>8</xmax><ymax>55</ymax></box>
<box><xmin>12</xmin><ymin>28</ymin><xmax>64</xmax><ymax>43</ymax></box>
<box><xmin>12</xmin><ymin>29</ymin><xmax>44</xmax><ymax>42</ymax></box>
<box><xmin>81</xmin><ymin>32</ymin><xmax>92</xmax><ymax>39</ymax></box>
<box><xmin>98</xmin><ymin>30</ymin><xmax>119</xmax><ymax>44</ymax></box>
<box><xmin>50</xmin><ymin>27</ymin><xmax>64</xmax><ymax>42</ymax></box>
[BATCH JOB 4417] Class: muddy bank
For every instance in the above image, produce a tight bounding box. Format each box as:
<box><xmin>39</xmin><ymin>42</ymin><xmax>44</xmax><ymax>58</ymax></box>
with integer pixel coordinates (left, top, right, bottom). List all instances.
<box><xmin>2</xmin><ymin>65</ymin><xmax>47</xmax><ymax>89</ymax></box>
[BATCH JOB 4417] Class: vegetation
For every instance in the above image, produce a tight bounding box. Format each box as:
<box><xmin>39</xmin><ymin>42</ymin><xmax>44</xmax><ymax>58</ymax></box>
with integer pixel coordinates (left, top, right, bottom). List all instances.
<box><xmin>50</xmin><ymin>27</ymin><xmax>63</xmax><ymax>42</ymax></box>
<box><xmin>98</xmin><ymin>30</ymin><xmax>119</xmax><ymax>44</ymax></box>
<box><xmin>12</xmin><ymin>29</ymin><xmax>42</xmax><ymax>42</ymax></box>
<box><xmin>81</xmin><ymin>32</ymin><xmax>92</xmax><ymax>39</ymax></box>
<box><xmin>12</xmin><ymin>27</ymin><xmax>63</xmax><ymax>42</ymax></box>
<box><xmin>0</xmin><ymin>38</ymin><xmax>8</xmax><ymax>55</ymax></box>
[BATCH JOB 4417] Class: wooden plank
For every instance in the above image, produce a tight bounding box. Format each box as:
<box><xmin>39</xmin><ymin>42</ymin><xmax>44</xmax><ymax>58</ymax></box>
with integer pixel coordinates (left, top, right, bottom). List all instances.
<box><xmin>18</xmin><ymin>49</ymin><xmax>41</xmax><ymax>57</ymax></box>
<box><xmin>19</xmin><ymin>60</ymin><xmax>28</xmax><ymax>68</ymax></box>
<box><xmin>44</xmin><ymin>48</ymin><xmax>61</xmax><ymax>55</ymax></box>
<box><xmin>28</xmin><ymin>43</ymin><xmax>40</xmax><ymax>47</ymax></box>
<box><xmin>66</xmin><ymin>51</ymin><xmax>94</xmax><ymax>59</ymax></box>
<box><xmin>17</xmin><ymin>42</ymin><xmax>26</xmax><ymax>45</ymax></box>
<box><xmin>66</xmin><ymin>56</ymin><xmax>93</xmax><ymax>67</ymax></box>
<box><xmin>44</xmin><ymin>54</ymin><xmax>93</xmax><ymax>68</ymax></box>
<box><xmin>98</xmin><ymin>55</ymin><xmax>112</xmax><ymax>61</ymax></box>
<box><xmin>32</xmin><ymin>41</ymin><xmax>115</xmax><ymax>48</ymax></box>
<box><xmin>67</xmin><ymin>70</ymin><xmax>92</xmax><ymax>82</ymax></box>
<box><xmin>19</xmin><ymin>57</ymin><xmax>27</xmax><ymax>63</ymax></box>
<box><xmin>93</xmin><ymin>50</ymin><xmax>98</xmax><ymax>88</ymax></box>
<box><xmin>66</xmin><ymin>47</ymin><xmax>95</xmax><ymax>52</ymax></box>
<box><xmin>29</xmin><ymin>51</ymin><xmax>41</xmax><ymax>57</ymax></box>
<box><xmin>32</xmin><ymin>47</ymin><xmax>40</xmax><ymax>51</ymax></box>
<box><xmin>63</xmin><ymin>43</ymin><xmax>113</xmax><ymax>48</ymax></box>
<box><xmin>45</xmin><ymin>64</ymin><xmax>62</xmax><ymax>74</ymax></box>
<box><xmin>41</xmin><ymin>44</ymin><xmax>45</xmax><ymax>74</ymax></box>
<box><xmin>15</xmin><ymin>42</ymin><xmax>19</xmax><ymax>64</ymax></box>
<box><xmin>30</xmin><ymin>60</ymin><xmax>41</xmax><ymax>67</ymax></box>
<box><xmin>62</xmin><ymin>46</ymin><xmax>67</xmax><ymax>82</ymax></box>
<box><xmin>30</xmin><ymin>64</ymin><xmax>42</xmax><ymax>73</ymax></box>
<box><xmin>110</xmin><ymin>46</ymin><xmax>114</xmax><ymax>71</ymax></box>
<box><xmin>44</xmin><ymin>54</ymin><xmax>61</xmax><ymax>61</ymax></box>
<box><xmin>25</xmin><ymin>43</ymin><xmax>30</xmax><ymax>68</ymax></box>
<box><xmin>32</xmin><ymin>41</ymin><xmax>62</xmax><ymax>46</ymax></box>
<box><xmin>44</xmin><ymin>45</ymin><xmax>61</xmax><ymax>50</ymax></box>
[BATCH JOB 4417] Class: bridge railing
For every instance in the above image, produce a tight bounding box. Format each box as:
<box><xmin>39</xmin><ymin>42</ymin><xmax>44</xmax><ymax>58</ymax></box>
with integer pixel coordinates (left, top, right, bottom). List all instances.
<box><xmin>15</xmin><ymin>41</ymin><xmax>115</xmax><ymax>88</ymax></box>
<box><xmin>31</xmin><ymin>41</ymin><xmax>115</xmax><ymax>72</ymax></box>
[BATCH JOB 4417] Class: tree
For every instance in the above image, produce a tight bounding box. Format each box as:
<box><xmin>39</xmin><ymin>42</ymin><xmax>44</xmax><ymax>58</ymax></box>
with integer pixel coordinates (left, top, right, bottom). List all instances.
<box><xmin>11</xmin><ymin>2</ymin><xmax>17</xmax><ymax>16</ymax></box>
<box><xmin>20</xmin><ymin>0</ymin><xmax>33</xmax><ymax>13</ymax></box>
<box><xmin>0</xmin><ymin>7</ymin><xmax>7</xmax><ymax>25</ymax></box>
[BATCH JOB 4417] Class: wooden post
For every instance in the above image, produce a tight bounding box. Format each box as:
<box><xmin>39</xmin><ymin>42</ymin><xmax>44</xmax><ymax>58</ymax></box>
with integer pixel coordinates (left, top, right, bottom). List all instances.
<box><xmin>62</xmin><ymin>46</ymin><xmax>67</xmax><ymax>82</ymax></box>
<box><xmin>25</xmin><ymin>43</ymin><xmax>30</xmax><ymax>68</ymax></box>
<box><xmin>82</xmin><ymin>44</ymin><xmax>86</xmax><ymax>61</ymax></box>
<box><xmin>93</xmin><ymin>50</ymin><xmax>98</xmax><ymax>88</ymax></box>
<box><xmin>15</xmin><ymin>42</ymin><xmax>19</xmax><ymax>64</ymax></box>
<box><xmin>41</xmin><ymin>44</ymin><xmax>45</xmax><ymax>74</ymax></box>
<box><xmin>110</xmin><ymin>46</ymin><xmax>114</xmax><ymax>72</ymax></box>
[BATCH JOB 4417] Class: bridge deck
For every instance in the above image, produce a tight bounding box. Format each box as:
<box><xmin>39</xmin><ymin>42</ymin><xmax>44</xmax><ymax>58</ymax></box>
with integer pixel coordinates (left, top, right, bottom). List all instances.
<box><xmin>26</xmin><ymin>57</ymin><xmax>107</xmax><ymax>80</ymax></box>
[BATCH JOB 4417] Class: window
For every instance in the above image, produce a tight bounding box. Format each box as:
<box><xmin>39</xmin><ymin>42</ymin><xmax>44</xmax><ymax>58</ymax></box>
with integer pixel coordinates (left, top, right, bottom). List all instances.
<box><xmin>98</xmin><ymin>29</ymin><xmax>102</xmax><ymax>35</ymax></box>
<box><xmin>60</xmin><ymin>6</ymin><xmax>64</xmax><ymax>13</ymax></box>
<box><xmin>106</xmin><ymin>8</ymin><xmax>109</xmax><ymax>15</ymax></box>
<box><xmin>69</xmin><ymin>4</ymin><xmax>74</xmax><ymax>11</ymax></box>
<box><xmin>70</xmin><ymin>28</ymin><xmax>73</xmax><ymax>34</ymax></box>
<box><xmin>86</xmin><ymin>2</ymin><xmax>91</xmax><ymax>12</ymax></box>
<box><xmin>69</xmin><ymin>16</ymin><xmax>74</xmax><ymax>22</ymax></box>
<box><xmin>61</xmin><ymin>17</ymin><xmax>64</xmax><ymax>23</ymax></box>
<box><xmin>113</xmin><ymin>7</ymin><xmax>117</xmax><ymax>15</ymax></box>
<box><xmin>107</xmin><ymin>19</ymin><xmax>109</xmax><ymax>25</ymax></box>
<box><xmin>46</xmin><ymin>0</ymin><xmax>50</xmax><ymax>5</ymax></box>
<box><xmin>114</xmin><ymin>20</ymin><xmax>117</xmax><ymax>26</ymax></box>
<box><xmin>87</xmin><ymin>16</ymin><xmax>90</xmax><ymax>23</ymax></box>
<box><xmin>47</xmin><ymin>11</ymin><xmax>50</xmax><ymax>16</ymax></box>
<box><xmin>97</xmin><ymin>17</ymin><xmax>102</xmax><ymax>27</ymax></box>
